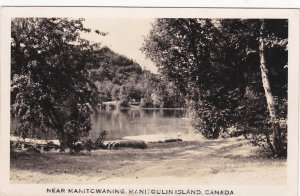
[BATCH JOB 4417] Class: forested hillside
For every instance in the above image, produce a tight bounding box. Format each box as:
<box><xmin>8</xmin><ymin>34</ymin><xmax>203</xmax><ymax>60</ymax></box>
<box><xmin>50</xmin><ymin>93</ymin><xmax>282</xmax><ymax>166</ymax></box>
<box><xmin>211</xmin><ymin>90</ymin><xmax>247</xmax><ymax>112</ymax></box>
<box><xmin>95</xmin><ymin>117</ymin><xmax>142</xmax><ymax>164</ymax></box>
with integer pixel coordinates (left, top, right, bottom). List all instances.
<box><xmin>87</xmin><ymin>46</ymin><xmax>185</xmax><ymax>108</ymax></box>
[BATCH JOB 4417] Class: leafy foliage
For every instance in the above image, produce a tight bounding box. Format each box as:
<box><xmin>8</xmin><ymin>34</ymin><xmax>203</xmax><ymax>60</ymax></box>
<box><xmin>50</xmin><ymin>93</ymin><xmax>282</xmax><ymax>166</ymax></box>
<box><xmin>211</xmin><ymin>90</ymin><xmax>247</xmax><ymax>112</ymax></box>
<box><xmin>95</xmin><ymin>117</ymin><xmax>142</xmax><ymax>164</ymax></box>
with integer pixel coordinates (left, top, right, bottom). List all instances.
<box><xmin>142</xmin><ymin>19</ymin><xmax>245</xmax><ymax>137</ymax></box>
<box><xmin>11</xmin><ymin>18</ymin><xmax>100</xmax><ymax>151</ymax></box>
<box><xmin>88</xmin><ymin>47</ymin><xmax>185</xmax><ymax>108</ymax></box>
<box><xmin>142</xmin><ymin>19</ymin><xmax>288</xmax><ymax>157</ymax></box>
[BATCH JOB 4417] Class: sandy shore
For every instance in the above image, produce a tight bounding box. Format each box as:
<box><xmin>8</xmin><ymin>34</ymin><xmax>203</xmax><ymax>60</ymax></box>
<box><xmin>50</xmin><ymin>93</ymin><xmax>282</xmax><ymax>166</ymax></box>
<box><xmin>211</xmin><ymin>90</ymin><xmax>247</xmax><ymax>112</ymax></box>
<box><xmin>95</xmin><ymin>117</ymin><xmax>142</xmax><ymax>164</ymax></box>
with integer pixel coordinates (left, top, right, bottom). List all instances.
<box><xmin>10</xmin><ymin>135</ymin><xmax>286</xmax><ymax>185</ymax></box>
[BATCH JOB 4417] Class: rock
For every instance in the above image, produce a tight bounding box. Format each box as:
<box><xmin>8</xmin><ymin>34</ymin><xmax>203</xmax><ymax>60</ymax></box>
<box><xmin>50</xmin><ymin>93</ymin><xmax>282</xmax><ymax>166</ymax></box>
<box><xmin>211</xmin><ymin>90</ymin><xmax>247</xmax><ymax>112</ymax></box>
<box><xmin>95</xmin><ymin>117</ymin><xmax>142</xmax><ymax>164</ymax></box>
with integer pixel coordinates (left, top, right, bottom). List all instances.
<box><xmin>164</xmin><ymin>138</ymin><xmax>183</xmax><ymax>143</ymax></box>
<box><xmin>105</xmin><ymin>140</ymin><xmax>147</xmax><ymax>149</ymax></box>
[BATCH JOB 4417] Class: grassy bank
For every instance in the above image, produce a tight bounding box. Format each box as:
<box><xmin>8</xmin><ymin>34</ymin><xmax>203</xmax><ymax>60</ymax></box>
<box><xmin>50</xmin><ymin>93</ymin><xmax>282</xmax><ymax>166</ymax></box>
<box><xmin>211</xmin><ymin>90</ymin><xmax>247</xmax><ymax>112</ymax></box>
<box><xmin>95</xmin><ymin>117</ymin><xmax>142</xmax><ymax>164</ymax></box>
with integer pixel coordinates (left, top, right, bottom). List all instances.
<box><xmin>10</xmin><ymin>137</ymin><xmax>286</xmax><ymax>185</ymax></box>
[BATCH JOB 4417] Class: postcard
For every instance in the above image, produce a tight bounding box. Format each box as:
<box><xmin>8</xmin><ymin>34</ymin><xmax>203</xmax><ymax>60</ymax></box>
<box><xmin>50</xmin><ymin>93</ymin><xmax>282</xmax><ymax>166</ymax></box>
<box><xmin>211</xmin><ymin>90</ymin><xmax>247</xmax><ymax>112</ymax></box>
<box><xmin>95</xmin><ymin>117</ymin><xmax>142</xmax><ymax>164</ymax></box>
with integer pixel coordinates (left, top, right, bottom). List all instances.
<box><xmin>0</xmin><ymin>7</ymin><xmax>298</xmax><ymax>196</ymax></box>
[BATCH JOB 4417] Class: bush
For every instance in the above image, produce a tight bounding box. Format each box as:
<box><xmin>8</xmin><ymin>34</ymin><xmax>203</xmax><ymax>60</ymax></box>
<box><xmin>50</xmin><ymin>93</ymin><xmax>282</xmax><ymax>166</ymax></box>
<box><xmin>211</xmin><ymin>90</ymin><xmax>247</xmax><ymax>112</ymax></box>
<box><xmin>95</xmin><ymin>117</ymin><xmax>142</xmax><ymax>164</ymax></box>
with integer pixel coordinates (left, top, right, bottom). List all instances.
<box><xmin>236</xmin><ymin>90</ymin><xmax>287</xmax><ymax>157</ymax></box>
<box><xmin>191</xmin><ymin>93</ymin><xmax>237</xmax><ymax>139</ymax></box>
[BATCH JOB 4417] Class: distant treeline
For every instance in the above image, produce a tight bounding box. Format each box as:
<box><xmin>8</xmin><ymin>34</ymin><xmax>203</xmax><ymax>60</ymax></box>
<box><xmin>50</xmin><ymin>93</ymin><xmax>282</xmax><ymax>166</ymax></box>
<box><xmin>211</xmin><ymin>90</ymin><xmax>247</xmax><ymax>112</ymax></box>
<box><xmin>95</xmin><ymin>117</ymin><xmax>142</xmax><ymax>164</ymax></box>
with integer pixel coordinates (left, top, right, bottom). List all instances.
<box><xmin>87</xmin><ymin>47</ymin><xmax>186</xmax><ymax>108</ymax></box>
<box><xmin>10</xmin><ymin>18</ymin><xmax>186</xmax><ymax>152</ymax></box>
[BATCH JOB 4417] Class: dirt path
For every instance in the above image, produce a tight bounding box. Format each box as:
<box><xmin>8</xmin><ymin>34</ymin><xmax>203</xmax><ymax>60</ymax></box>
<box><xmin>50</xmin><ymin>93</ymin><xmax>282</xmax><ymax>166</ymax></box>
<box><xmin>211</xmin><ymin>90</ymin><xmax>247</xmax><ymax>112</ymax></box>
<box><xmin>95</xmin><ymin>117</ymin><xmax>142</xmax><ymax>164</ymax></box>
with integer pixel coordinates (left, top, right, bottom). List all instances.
<box><xmin>10</xmin><ymin>137</ymin><xmax>286</xmax><ymax>185</ymax></box>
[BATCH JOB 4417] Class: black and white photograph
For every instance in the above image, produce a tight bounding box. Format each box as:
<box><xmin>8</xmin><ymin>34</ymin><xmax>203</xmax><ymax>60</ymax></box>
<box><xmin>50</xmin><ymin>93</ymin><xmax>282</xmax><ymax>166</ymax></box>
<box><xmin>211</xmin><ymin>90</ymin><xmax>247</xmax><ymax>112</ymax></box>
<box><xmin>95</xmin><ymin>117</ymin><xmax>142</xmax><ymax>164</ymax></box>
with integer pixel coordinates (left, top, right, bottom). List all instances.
<box><xmin>0</xmin><ymin>7</ymin><xmax>299</xmax><ymax>196</ymax></box>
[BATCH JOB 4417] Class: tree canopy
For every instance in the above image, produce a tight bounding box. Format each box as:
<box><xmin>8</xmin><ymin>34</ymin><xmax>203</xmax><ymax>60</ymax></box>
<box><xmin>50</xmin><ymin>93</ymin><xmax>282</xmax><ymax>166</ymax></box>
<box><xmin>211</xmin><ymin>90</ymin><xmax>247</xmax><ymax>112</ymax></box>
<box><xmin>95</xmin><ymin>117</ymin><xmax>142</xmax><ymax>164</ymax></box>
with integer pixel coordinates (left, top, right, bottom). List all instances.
<box><xmin>87</xmin><ymin>46</ymin><xmax>185</xmax><ymax>108</ymax></box>
<box><xmin>11</xmin><ymin>18</ymin><xmax>186</xmax><ymax>152</ymax></box>
<box><xmin>11</xmin><ymin>18</ymin><xmax>101</xmax><ymax>150</ymax></box>
<box><xmin>142</xmin><ymin>18</ymin><xmax>288</xmax><ymax>157</ymax></box>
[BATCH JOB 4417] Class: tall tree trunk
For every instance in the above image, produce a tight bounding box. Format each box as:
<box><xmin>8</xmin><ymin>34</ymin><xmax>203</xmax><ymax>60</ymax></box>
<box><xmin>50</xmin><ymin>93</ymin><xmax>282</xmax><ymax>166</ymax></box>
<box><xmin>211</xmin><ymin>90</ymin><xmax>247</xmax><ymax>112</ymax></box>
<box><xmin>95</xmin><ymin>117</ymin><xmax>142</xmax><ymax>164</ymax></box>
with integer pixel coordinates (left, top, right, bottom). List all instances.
<box><xmin>259</xmin><ymin>19</ymin><xmax>283</xmax><ymax>156</ymax></box>
<box><xmin>259</xmin><ymin>20</ymin><xmax>276</xmax><ymax>120</ymax></box>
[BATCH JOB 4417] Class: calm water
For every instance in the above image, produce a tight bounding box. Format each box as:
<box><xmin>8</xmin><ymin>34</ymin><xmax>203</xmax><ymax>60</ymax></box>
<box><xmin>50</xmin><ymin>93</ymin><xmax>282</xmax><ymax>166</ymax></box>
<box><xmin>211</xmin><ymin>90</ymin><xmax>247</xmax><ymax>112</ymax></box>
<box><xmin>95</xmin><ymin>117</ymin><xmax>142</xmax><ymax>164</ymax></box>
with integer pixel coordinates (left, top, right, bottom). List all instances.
<box><xmin>11</xmin><ymin>108</ymin><xmax>194</xmax><ymax>140</ymax></box>
<box><xmin>89</xmin><ymin>108</ymin><xmax>194</xmax><ymax>140</ymax></box>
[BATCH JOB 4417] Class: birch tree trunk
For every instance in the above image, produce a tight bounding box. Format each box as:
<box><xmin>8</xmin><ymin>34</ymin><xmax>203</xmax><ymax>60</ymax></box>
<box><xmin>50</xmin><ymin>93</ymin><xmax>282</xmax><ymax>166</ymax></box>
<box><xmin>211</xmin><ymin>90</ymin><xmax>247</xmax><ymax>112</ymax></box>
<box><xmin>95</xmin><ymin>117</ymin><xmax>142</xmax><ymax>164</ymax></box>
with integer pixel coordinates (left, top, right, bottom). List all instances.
<box><xmin>259</xmin><ymin>20</ymin><xmax>277</xmax><ymax>120</ymax></box>
<box><xmin>259</xmin><ymin>19</ymin><xmax>283</xmax><ymax>156</ymax></box>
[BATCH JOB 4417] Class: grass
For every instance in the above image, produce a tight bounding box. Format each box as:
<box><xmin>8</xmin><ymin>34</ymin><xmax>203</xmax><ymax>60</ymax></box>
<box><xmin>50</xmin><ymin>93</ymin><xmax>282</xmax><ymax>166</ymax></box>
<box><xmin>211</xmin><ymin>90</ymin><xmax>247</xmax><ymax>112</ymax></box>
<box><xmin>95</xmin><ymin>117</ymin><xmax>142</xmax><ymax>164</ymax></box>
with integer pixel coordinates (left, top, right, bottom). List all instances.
<box><xmin>10</xmin><ymin>137</ymin><xmax>286</xmax><ymax>185</ymax></box>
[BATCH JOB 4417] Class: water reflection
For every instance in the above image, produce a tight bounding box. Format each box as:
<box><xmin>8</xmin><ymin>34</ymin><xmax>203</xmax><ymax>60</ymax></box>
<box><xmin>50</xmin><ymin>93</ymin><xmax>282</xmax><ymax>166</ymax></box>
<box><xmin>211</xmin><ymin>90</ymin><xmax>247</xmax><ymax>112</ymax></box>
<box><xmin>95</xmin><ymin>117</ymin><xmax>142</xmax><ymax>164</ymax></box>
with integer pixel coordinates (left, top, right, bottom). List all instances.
<box><xmin>90</xmin><ymin>108</ymin><xmax>194</xmax><ymax>140</ymax></box>
<box><xmin>11</xmin><ymin>108</ymin><xmax>194</xmax><ymax>140</ymax></box>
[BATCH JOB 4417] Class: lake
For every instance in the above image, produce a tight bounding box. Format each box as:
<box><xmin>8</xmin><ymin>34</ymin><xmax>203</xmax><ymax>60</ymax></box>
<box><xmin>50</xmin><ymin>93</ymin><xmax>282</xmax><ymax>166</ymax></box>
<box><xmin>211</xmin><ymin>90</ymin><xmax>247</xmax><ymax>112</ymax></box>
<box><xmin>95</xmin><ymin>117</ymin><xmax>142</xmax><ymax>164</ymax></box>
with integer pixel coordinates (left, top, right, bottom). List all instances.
<box><xmin>89</xmin><ymin>108</ymin><xmax>194</xmax><ymax>140</ymax></box>
<box><xmin>11</xmin><ymin>108</ymin><xmax>195</xmax><ymax>141</ymax></box>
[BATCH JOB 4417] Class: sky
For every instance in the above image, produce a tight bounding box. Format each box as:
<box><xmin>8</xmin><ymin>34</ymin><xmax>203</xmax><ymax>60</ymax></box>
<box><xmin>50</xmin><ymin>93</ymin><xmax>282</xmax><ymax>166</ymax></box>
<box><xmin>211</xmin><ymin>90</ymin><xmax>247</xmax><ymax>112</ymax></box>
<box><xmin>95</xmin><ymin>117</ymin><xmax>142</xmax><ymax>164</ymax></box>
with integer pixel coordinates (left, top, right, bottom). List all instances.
<box><xmin>81</xmin><ymin>18</ymin><xmax>158</xmax><ymax>73</ymax></box>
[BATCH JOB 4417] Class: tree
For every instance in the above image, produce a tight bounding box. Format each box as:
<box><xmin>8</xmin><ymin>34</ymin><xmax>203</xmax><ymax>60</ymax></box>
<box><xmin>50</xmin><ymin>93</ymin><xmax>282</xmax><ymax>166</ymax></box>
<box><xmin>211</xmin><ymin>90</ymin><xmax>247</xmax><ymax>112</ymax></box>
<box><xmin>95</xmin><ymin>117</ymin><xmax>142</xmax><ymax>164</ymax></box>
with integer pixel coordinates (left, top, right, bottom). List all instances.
<box><xmin>151</xmin><ymin>76</ymin><xmax>186</xmax><ymax>108</ymax></box>
<box><xmin>232</xmin><ymin>19</ymin><xmax>287</xmax><ymax>157</ymax></box>
<box><xmin>142</xmin><ymin>18</ymin><xmax>288</xmax><ymax>157</ymax></box>
<box><xmin>11</xmin><ymin>18</ymin><xmax>101</xmax><ymax>151</ymax></box>
<box><xmin>256</xmin><ymin>19</ymin><xmax>287</xmax><ymax>156</ymax></box>
<box><xmin>118</xmin><ymin>85</ymin><xmax>130</xmax><ymax>107</ymax></box>
<box><xmin>142</xmin><ymin>19</ymin><xmax>243</xmax><ymax>138</ymax></box>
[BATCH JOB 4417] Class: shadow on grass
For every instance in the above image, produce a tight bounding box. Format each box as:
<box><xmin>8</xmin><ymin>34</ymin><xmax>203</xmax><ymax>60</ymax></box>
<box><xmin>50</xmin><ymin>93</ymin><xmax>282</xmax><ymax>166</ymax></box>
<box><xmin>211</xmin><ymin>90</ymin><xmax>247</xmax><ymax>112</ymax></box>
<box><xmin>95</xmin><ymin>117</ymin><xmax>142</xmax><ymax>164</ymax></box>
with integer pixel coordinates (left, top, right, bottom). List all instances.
<box><xmin>10</xmin><ymin>137</ymin><xmax>285</xmax><ymax>177</ymax></box>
